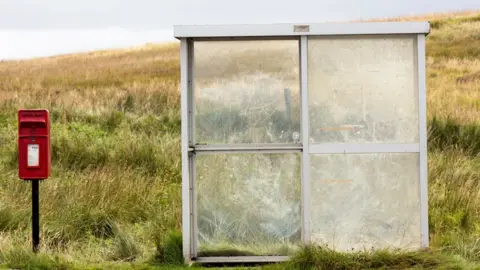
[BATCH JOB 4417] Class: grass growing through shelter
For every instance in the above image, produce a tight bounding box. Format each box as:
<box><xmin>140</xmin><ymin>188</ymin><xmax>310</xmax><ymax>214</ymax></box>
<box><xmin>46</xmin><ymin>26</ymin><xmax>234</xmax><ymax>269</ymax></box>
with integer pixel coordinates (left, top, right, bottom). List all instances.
<box><xmin>0</xmin><ymin>9</ymin><xmax>480</xmax><ymax>270</ymax></box>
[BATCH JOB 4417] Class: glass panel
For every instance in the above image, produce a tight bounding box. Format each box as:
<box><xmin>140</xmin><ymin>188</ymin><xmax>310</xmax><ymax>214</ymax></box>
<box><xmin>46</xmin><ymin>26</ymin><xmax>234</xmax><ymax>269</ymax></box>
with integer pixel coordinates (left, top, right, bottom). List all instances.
<box><xmin>196</xmin><ymin>153</ymin><xmax>301</xmax><ymax>256</ymax></box>
<box><xmin>309</xmin><ymin>153</ymin><xmax>421</xmax><ymax>251</ymax></box>
<box><xmin>308</xmin><ymin>35</ymin><xmax>419</xmax><ymax>144</ymax></box>
<box><xmin>194</xmin><ymin>40</ymin><xmax>300</xmax><ymax>144</ymax></box>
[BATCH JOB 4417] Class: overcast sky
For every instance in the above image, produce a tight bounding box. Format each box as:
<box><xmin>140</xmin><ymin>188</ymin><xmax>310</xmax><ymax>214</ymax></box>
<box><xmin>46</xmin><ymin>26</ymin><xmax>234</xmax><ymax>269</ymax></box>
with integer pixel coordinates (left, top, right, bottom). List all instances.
<box><xmin>1</xmin><ymin>0</ymin><xmax>479</xmax><ymax>59</ymax></box>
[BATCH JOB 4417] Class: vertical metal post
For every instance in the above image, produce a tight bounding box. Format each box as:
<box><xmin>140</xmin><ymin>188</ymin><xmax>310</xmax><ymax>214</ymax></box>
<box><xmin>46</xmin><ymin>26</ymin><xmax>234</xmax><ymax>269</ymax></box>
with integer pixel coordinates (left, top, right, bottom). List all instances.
<box><xmin>32</xmin><ymin>180</ymin><xmax>40</xmax><ymax>253</ymax></box>
<box><xmin>300</xmin><ymin>35</ymin><xmax>311</xmax><ymax>245</ymax></box>
<box><xmin>417</xmin><ymin>33</ymin><xmax>429</xmax><ymax>248</ymax></box>
<box><xmin>181</xmin><ymin>37</ymin><xmax>194</xmax><ymax>263</ymax></box>
<box><xmin>187</xmin><ymin>38</ymin><xmax>198</xmax><ymax>258</ymax></box>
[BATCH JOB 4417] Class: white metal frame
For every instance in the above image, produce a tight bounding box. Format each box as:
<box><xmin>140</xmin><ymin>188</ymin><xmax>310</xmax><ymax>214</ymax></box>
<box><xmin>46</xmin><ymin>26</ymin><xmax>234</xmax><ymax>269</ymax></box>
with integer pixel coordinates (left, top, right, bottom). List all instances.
<box><xmin>195</xmin><ymin>256</ymin><xmax>290</xmax><ymax>263</ymax></box>
<box><xmin>300</xmin><ymin>35</ymin><xmax>310</xmax><ymax>245</ymax></box>
<box><xmin>176</xmin><ymin>22</ymin><xmax>430</xmax><ymax>265</ymax></box>
<box><xmin>174</xmin><ymin>22</ymin><xmax>430</xmax><ymax>38</ymax></box>
<box><xmin>180</xmin><ymin>38</ymin><xmax>190</xmax><ymax>261</ymax></box>
<box><xmin>417</xmin><ymin>34</ymin><xmax>429</xmax><ymax>247</ymax></box>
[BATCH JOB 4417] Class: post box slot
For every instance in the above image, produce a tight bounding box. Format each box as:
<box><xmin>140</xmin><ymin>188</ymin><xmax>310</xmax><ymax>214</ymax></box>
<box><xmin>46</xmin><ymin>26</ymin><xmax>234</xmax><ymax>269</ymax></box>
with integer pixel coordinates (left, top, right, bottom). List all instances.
<box><xmin>19</xmin><ymin>119</ymin><xmax>47</xmax><ymax>128</ymax></box>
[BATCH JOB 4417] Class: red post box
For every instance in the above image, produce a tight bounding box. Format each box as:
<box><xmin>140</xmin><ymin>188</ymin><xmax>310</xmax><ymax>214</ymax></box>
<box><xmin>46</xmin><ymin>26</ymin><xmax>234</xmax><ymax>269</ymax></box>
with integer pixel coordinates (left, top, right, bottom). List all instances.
<box><xmin>18</xmin><ymin>109</ymin><xmax>51</xmax><ymax>180</ymax></box>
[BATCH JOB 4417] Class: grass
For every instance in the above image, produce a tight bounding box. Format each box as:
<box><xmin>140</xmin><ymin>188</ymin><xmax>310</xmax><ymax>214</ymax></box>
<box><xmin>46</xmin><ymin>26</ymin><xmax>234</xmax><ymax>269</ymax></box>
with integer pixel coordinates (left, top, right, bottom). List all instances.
<box><xmin>0</xmin><ymin>9</ymin><xmax>479</xmax><ymax>270</ymax></box>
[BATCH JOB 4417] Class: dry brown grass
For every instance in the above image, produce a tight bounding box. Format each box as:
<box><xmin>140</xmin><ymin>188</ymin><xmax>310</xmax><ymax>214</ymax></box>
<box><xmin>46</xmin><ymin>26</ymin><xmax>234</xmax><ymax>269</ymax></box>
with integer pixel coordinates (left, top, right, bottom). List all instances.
<box><xmin>1</xmin><ymin>12</ymin><xmax>478</xmax><ymax>125</ymax></box>
<box><xmin>358</xmin><ymin>9</ymin><xmax>480</xmax><ymax>22</ymax></box>
<box><xmin>0</xmin><ymin>42</ymin><xmax>180</xmax><ymax>115</ymax></box>
<box><xmin>427</xmin><ymin>58</ymin><xmax>480</xmax><ymax>123</ymax></box>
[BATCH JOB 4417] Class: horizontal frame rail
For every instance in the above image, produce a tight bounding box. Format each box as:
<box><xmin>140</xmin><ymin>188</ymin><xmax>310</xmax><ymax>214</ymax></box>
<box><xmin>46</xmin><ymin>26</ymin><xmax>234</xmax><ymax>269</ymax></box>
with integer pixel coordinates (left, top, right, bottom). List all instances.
<box><xmin>189</xmin><ymin>36</ymin><xmax>300</xmax><ymax>42</ymax></box>
<box><xmin>309</xmin><ymin>143</ymin><xmax>419</xmax><ymax>154</ymax></box>
<box><xmin>194</xmin><ymin>256</ymin><xmax>290</xmax><ymax>263</ymax></box>
<box><xmin>191</xmin><ymin>143</ymin><xmax>303</xmax><ymax>154</ymax></box>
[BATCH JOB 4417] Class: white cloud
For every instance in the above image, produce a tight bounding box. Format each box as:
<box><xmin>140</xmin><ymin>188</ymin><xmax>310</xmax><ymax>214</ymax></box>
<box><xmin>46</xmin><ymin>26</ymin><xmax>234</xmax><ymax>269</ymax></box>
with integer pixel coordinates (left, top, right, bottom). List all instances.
<box><xmin>1</xmin><ymin>0</ymin><xmax>478</xmax><ymax>60</ymax></box>
<box><xmin>0</xmin><ymin>28</ymin><xmax>176</xmax><ymax>60</ymax></box>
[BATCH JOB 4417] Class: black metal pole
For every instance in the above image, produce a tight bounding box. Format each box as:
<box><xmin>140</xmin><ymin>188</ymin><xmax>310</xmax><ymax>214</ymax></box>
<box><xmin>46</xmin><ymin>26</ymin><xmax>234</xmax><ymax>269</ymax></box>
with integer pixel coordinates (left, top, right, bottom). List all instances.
<box><xmin>32</xmin><ymin>180</ymin><xmax>40</xmax><ymax>253</ymax></box>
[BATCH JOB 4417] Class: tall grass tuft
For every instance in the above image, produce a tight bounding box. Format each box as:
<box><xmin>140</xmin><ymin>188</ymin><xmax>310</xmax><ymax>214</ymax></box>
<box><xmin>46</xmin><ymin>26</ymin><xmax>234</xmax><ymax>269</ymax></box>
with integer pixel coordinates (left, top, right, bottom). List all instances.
<box><xmin>1</xmin><ymin>247</ymin><xmax>76</xmax><ymax>270</ymax></box>
<box><xmin>109</xmin><ymin>230</ymin><xmax>141</xmax><ymax>262</ymax></box>
<box><xmin>278</xmin><ymin>245</ymin><xmax>466</xmax><ymax>270</ymax></box>
<box><xmin>428</xmin><ymin>116</ymin><xmax>480</xmax><ymax>156</ymax></box>
<box><xmin>153</xmin><ymin>231</ymin><xmax>184</xmax><ymax>266</ymax></box>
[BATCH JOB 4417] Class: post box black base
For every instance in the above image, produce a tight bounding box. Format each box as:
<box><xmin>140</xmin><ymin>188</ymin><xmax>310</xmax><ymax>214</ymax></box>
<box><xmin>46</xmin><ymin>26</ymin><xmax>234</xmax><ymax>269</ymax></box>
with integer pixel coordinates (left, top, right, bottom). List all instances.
<box><xmin>31</xmin><ymin>180</ymin><xmax>40</xmax><ymax>253</ymax></box>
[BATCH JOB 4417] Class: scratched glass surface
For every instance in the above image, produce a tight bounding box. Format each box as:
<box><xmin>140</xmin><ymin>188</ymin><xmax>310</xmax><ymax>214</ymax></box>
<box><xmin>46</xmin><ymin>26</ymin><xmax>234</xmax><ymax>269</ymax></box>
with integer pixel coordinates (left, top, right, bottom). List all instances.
<box><xmin>193</xmin><ymin>40</ymin><xmax>300</xmax><ymax>145</ymax></box>
<box><xmin>307</xmin><ymin>35</ymin><xmax>419</xmax><ymax>144</ymax></box>
<box><xmin>309</xmin><ymin>153</ymin><xmax>421</xmax><ymax>251</ymax></box>
<box><xmin>195</xmin><ymin>153</ymin><xmax>301</xmax><ymax>256</ymax></box>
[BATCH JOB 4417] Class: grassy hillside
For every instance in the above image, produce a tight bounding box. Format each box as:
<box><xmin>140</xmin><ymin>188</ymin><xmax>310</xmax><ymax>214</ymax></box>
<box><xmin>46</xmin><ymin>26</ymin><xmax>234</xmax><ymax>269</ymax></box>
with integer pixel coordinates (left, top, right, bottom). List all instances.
<box><xmin>0</xmin><ymin>10</ymin><xmax>479</xmax><ymax>269</ymax></box>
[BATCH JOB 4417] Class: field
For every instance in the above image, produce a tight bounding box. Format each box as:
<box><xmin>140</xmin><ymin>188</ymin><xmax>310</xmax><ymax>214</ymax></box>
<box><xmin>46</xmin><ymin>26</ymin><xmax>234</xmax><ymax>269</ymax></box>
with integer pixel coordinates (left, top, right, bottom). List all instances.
<box><xmin>0</xmin><ymin>10</ymin><xmax>480</xmax><ymax>270</ymax></box>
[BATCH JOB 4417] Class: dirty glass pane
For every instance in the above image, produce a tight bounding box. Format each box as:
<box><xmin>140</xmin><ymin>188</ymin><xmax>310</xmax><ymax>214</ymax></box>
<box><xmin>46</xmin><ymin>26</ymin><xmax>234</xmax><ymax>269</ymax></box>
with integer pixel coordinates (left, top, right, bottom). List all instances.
<box><xmin>307</xmin><ymin>35</ymin><xmax>419</xmax><ymax>144</ymax></box>
<box><xmin>196</xmin><ymin>153</ymin><xmax>301</xmax><ymax>256</ymax></box>
<box><xmin>194</xmin><ymin>40</ymin><xmax>300</xmax><ymax>144</ymax></box>
<box><xmin>309</xmin><ymin>153</ymin><xmax>421</xmax><ymax>251</ymax></box>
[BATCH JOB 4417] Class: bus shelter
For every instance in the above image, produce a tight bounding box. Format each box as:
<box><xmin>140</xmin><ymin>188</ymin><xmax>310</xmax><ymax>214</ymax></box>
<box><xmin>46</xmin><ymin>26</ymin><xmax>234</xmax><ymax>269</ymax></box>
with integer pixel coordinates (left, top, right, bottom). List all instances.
<box><xmin>174</xmin><ymin>21</ymin><xmax>430</xmax><ymax>264</ymax></box>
